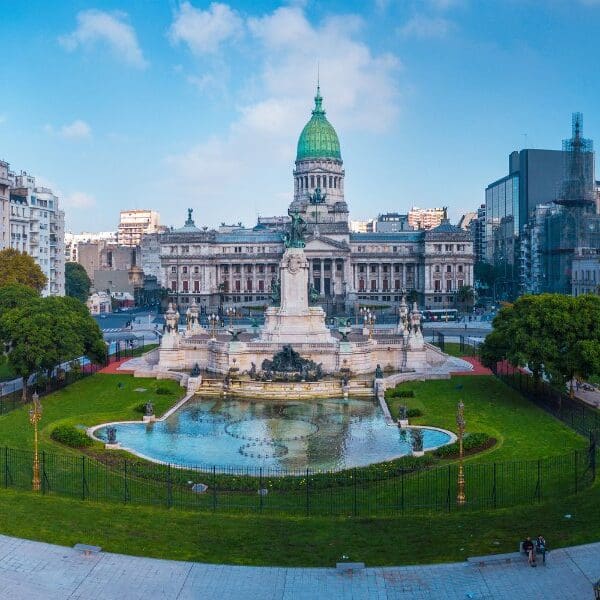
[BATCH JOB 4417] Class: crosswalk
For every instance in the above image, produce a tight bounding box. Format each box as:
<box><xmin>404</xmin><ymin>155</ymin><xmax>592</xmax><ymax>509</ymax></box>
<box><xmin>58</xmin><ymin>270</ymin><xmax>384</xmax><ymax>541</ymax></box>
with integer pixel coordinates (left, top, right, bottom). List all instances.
<box><xmin>102</xmin><ymin>328</ymin><xmax>126</xmax><ymax>333</ymax></box>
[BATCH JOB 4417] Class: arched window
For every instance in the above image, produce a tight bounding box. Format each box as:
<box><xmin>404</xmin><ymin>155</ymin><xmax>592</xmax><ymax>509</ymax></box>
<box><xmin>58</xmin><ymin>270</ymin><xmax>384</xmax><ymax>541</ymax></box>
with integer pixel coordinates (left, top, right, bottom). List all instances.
<box><xmin>329</xmin><ymin>176</ymin><xmax>333</xmax><ymax>188</ymax></box>
<box><xmin>311</xmin><ymin>175</ymin><xmax>315</xmax><ymax>188</ymax></box>
<box><xmin>446</xmin><ymin>265</ymin><xmax>452</xmax><ymax>273</ymax></box>
<box><xmin>434</xmin><ymin>265</ymin><xmax>440</xmax><ymax>273</ymax></box>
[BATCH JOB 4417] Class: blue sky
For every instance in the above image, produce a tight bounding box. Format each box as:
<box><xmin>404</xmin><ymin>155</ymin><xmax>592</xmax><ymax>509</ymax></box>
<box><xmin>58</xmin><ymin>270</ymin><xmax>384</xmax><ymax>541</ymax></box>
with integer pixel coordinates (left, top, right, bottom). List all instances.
<box><xmin>1</xmin><ymin>0</ymin><xmax>599</xmax><ymax>232</ymax></box>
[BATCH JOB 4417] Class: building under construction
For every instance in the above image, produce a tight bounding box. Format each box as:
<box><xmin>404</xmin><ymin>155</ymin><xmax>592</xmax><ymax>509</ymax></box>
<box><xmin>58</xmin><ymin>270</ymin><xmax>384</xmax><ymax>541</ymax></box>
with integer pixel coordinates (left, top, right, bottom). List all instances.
<box><xmin>543</xmin><ymin>113</ymin><xmax>600</xmax><ymax>293</ymax></box>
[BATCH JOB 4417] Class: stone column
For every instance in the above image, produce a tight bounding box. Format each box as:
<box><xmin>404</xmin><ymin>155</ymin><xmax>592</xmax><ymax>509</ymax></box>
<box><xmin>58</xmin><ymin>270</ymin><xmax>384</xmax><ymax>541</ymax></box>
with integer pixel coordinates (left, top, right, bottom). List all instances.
<box><xmin>309</xmin><ymin>258</ymin><xmax>314</xmax><ymax>287</ymax></box>
<box><xmin>319</xmin><ymin>259</ymin><xmax>324</xmax><ymax>295</ymax></box>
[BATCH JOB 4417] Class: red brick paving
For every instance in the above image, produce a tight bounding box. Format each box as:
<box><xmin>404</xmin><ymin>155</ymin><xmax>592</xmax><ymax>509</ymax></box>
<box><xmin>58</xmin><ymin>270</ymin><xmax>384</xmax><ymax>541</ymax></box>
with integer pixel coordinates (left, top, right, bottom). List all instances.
<box><xmin>450</xmin><ymin>356</ymin><xmax>493</xmax><ymax>376</ymax></box>
<box><xmin>98</xmin><ymin>358</ymin><xmax>134</xmax><ymax>374</ymax></box>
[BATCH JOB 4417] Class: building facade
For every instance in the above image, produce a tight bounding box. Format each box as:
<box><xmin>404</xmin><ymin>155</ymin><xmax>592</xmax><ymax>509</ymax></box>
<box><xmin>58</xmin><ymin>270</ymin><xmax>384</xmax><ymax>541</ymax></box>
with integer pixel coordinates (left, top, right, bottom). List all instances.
<box><xmin>64</xmin><ymin>231</ymin><xmax>117</xmax><ymax>263</ymax></box>
<box><xmin>118</xmin><ymin>209</ymin><xmax>161</xmax><ymax>247</ymax></box>
<box><xmin>0</xmin><ymin>163</ymin><xmax>65</xmax><ymax>296</ymax></box>
<box><xmin>407</xmin><ymin>207</ymin><xmax>446</xmax><ymax>230</ymax></box>
<box><xmin>158</xmin><ymin>87</ymin><xmax>473</xmax><ymax>313</ymax></box>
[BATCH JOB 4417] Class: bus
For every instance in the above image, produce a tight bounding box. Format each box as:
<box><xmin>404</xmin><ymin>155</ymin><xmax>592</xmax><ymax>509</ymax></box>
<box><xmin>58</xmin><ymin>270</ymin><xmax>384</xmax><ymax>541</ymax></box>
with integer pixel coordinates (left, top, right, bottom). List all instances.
<box><xmin>422</xmin><ymin>309</ymin><xmax>458</xmax><ymax>322</ymax></box>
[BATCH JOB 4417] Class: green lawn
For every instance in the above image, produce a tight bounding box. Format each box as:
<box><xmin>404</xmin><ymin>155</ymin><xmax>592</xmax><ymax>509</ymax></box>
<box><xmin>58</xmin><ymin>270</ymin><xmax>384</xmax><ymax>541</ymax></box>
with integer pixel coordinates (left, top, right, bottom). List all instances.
<box><xmin>0</xmin><ymin>374</ymin><xmax>183</xmax><ymax>452</ymax></box>
<box><xmin>0</xmin><ymin>482</ymin><xmax>599</xmax><ymax>567</ymax></box>
<box><xmin>430</xmin><ymin>342</ymin><xmax>477</xmax><ymax>358</ymax></box>
<box><xmin>385</xmin><ymin>376</ymin><xmax>586</xmax><ymax>462</ymax></box>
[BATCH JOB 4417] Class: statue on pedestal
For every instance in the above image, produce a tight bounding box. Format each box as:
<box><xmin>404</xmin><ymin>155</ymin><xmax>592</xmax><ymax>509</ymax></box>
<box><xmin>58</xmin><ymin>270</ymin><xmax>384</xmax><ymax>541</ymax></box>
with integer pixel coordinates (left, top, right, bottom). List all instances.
<box><xmin>165</xmin><ymin>303</ymin><xmax>180</xmax><ymax>335</ymax></box>
<box><xmin>282</xmin><ymin>212</ymin><xmax>307</xmax><ymax>248</ymax></box>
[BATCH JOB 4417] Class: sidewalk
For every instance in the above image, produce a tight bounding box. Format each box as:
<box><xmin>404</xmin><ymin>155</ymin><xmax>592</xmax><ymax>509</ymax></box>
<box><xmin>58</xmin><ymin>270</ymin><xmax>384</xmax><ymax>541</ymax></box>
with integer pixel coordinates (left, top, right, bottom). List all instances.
<box><xmin>0</xmin><ymin>534</ymin><xmax>596</xmax><ymax>599</ymax></box>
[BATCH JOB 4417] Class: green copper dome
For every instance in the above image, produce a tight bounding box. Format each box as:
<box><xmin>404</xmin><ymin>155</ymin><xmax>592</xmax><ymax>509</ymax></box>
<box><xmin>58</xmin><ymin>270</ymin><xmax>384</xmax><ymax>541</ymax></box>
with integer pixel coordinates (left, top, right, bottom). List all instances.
<box><xmin>296</xmin><ymin>87</ymin><xmax>341</xmax><ymax>162</ymax></box>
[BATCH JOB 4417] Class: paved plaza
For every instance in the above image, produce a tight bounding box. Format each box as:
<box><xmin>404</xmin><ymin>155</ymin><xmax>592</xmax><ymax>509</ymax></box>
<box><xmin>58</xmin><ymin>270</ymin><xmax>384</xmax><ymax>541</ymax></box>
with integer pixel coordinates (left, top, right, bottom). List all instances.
<box><xmin>0</xmin><ymin>534</ymin><xmax>597</xmax><ymax>599</ymax></box>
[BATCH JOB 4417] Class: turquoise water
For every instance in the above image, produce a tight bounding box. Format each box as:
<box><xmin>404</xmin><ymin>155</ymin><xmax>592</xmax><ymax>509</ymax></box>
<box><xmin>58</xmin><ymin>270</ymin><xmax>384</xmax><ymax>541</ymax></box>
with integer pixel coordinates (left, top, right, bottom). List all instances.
<box><xmin>94</xmin><ymin>397</ymin><xmax>452</xmax><ymax>471</ymax></box>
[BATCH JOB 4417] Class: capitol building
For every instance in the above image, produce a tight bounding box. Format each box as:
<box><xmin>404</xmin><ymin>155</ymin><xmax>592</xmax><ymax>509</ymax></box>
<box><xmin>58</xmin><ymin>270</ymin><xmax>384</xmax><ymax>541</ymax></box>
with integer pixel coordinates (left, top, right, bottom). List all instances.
<box><xmin>157</xmin><ymin>87</ymin><xmax>473</xmax><ymax>314</ymax></box>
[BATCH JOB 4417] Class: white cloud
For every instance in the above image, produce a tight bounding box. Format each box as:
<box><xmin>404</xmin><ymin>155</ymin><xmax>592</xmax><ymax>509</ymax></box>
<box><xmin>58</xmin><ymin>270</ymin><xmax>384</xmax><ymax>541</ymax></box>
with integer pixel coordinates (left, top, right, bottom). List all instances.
<box><xmin>164</xmin><ymin>6</ymin><xmax>402</xmax><ymax>222</ymax></box>
<box><xmin>59</xmin><ymin>9</ymin><xmax>147</xmax><ymax>69</ymax></box>
<box><xmin>168</xmin><ymin>2</ymin><xmax>244</xmax><ymax>55</ymax></box>
<box><xmin>44</xmin><ymin>119</ymin><xmax>92</xmax><ymax>140</ymax></box>
<box><xmin>398</xmin><ymin>15</ymin><xmax>454</xmax><ymax>38</ymax></box>
<box><xmin>62</xmin><ymin>192</ymin><xmax>96</xmax><ymax>209</ymax></box>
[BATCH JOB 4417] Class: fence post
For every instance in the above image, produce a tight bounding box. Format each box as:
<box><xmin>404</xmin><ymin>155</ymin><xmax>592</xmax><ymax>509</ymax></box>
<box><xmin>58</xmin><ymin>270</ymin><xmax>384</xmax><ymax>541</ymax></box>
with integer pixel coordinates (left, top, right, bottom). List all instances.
<box><xmin>123</xmin><ymin>460</ymin><xmax>128</xmax><ymax>504</ymax></box>
<box><xmin>353</xmin><ymin>468</ymin><xmax>358</xmax><ymax>517</ymax></box>
<box><xmin>41</xmin><ymin>451</ymin><xmax>46</xmax><ymax>495</ymax></box>
<box><xmin>305</xmin><ymin>468</ymin><xmax>310</xmax><ymax>517</ymax></box>
<box><xmin>574</xmin><ymin>450</ymin><xmax>578</xmax><ymax>494</ymax></box>
<box><xmin>446</xmin><ymin>465</ymin><xmax>451</xmax><ymax>512</ymax></box>
<box><xmin>167</xmin><ymin>463</ymin><xmax>173</xmax><ymax>509</ymax></box>
<box><xmin>3</xmin><ymin>447</ymin><xmax>8</xmax><ymax>488</ymax></box>
<box><xmin>212</xmin><ymin>466</ymin><xmax>217</xmax><ymax>512</ymax></box>
<box><xmin>401</xmin><ymin>468</ymin><xmax>405</xmax><ymax>513</ymax></box>
<box><xmin>259</xmin><ymin>467</ymin><xmax>263</xmax><ymax>512</ymax></box>
<box><xmin>493</xmin><ymin>463</ymin><xmax>497</xmax><ymax>509</ymax></box>
<box><xmin>81</xmin><ymin>455</ymin><xmax>86</xmax><ymax>500</ymax></box>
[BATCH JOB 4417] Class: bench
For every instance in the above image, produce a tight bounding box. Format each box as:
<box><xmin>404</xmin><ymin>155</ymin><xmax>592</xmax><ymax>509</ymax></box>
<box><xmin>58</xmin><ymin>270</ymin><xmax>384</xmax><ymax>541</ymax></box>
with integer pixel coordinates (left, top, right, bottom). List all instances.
<box><xmin>468</xmin><ymin>543</ymin><xmax>547</xmax><ymax>567</ymax></box>
<box><xmin>73</xmin><ymin>543</ymin><xmax>102</xmax><ymax>556</ymax></box>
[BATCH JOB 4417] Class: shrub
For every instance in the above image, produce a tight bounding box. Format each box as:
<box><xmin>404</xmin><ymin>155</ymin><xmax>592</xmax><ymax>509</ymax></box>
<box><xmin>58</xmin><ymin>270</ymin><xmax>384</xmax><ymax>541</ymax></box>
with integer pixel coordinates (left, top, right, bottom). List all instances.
<box><xmin>433</xmin><ymin>432</ymin><xmax>491</xmax><ymax>458</ymax></box>
<box><xmin>51</xmin><ymin>425</ymin><xmax>93</xmax><ymax>448</ymax></box>
<box><xmin>406</xmin><ymin>408</ymin><xmax>423</xmax><ymax>418</ymax></box>
<box><xmin>384</xmin><ymin>388</ymin><xmax>415</xmax><ymax>400</ymax></box>
<box><xmin>155</xmin><ymin>386</ymin><xmax>172</xmax><ymax>395</ymax></box>
<box><xmin>133</xmin><ymin>402</ymin><xmax>147</xmax><ymax>414</ymax></box>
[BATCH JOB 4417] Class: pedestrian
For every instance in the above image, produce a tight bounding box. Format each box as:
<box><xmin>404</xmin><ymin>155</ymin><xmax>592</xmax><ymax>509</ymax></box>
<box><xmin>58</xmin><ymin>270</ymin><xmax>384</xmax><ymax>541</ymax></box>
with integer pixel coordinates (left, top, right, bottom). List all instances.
<box><xmin>535</xmin><ymin>535</ymin><xmax>547</xmax><ymax>564</ymax></box>
<box><xmin>522</xmin><ymin>537</ymin><xmax>536</xmax><ymax>567</ymax></box>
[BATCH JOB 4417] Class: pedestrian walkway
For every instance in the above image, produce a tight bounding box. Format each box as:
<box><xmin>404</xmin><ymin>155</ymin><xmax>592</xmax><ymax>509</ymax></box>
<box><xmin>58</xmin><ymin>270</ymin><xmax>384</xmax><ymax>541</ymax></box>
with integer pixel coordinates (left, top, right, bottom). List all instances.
<box><xmin>0</xmin><ymin>534</ymin><xmax>597</xmax><ymax>599</ymax></box>
<box><xmin>98</xmin><ymin>358</ymin><xmax>135</xmax><ymax>374</ymax></box>
<box><xmin>451</xmin><ymin>356</ymin><xmax>493</xmax><ymax>376</ymax></box>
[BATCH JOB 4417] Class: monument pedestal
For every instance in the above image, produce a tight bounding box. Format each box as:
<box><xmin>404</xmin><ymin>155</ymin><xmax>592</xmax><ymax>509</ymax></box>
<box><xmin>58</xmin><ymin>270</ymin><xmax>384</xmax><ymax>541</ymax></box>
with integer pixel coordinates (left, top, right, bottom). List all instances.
<box><xmin>260</xmin><ymin>248</ymin><xmax>336</xmax><ymax>345</ymax></box>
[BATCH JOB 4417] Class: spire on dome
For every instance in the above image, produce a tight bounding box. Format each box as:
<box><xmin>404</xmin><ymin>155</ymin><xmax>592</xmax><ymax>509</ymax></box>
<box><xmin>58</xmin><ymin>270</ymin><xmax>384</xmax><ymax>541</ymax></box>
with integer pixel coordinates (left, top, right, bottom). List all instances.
<box><xmin>313</xmin><ymin>83</ymin><xmax>324</xmax><ymax>116</ymax></box>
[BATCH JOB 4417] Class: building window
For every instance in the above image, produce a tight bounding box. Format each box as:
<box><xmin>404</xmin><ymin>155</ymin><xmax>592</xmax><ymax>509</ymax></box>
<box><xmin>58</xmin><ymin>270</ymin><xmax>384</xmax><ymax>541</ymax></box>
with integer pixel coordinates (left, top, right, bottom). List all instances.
<box><xmin>458</xmin><ymin>279</ymin><xmax>464</xmax><ymax>289</ymax></box>
<box><xmin>258</xmin><ymin>280</ymin><xmax>264</xmax><ymax>292</ymax></box>
<box><xmin>270</xmin><ymin>265</ymin><xmax>276</xmax><ymax>273</ymax></box>
<box><xmin>235</xmin><ymin>280</ymin><xmax>241</xmax><ymax>292</ymax></box>
<box><xmin>247</xmin><ymin>279</ymin><xmax>252</xmax><ymax>292</ymax></box>
<box><xmin>359</xmin><ymin>279</ymin><xmax>365</xmax><ymax>292</ymax></box>
<box><xmin>434</xmin><ymin>265</ymin><xmax>440</xmax><ymax>273</ymax></box>
<box><xmin>182</xmin><ymin>280</ymin><xmax>189</xmax><ymax>292</ymax></box>
<box><xmin>445</xmin><ymin>244</ymin><xmax>452</xmax><ymax>252</ymax></box>
<box><xmin>246</xmin><ymin>265</ymin><xmax>252</xmax><ymax>273</ymax></box>
<box><xmin>446</xmin><ymin>280</ymin><xmax>452</xmax><ymax>292</ymax></box>
<box><xmin>336</xmin><ymin>262</ymin><xmax>342</xmax><ymax>272</ymax></box>
<box><xmin>182</xmin><ymin>266</ymin><xmax>188</xmax><ymax>274</ymax></box>
<box><xmin>235</xmin><ymin>265</ymin><xmax>241</xmax><ymax>274</ymax></box>
<box><xmin>434</xmin><ymin>280</ymin><xmax>441</xmax><ymax>292</ymax></box>
<box><xmin>311</xmin><ymin>176</ymin><xmax>315</xmax><ymax>187</ymax></box>
<box><xmin>446</xmin><ymin>265</ymin><xmax>452</xmax><ymax>273</ymax></box>
<box><xmin>371</xmin><ymin>280</ymin><xmax>377</xmax><ymax>292</ymax></box>
<box><xmin>458</xmin><ymin>265</ymin><xmax>463</xmax><ymax>273</ymax></box>
<box><xmin>383</xmin><ymin>279</ymin><xmax>389</xmax><ymax>291</ymax></box>
<box><xmin>171</xmin><ymin>281</ymin><xmax>176</xmax><ymax>291</ymax></box>
<box><xmin>194</xmin><ymin>280</ymin><xmax>199</xmax><ymax>292</ymax></box>
<box><xmin>434</xmin><ymin>244</ymin><xmax>442</xmax><ymax>252</ymax></box>
<box><xmin>370</xmin><ymin>265</ymin><xmax>376</xmax><ymax>273</ymax></box>
<box><xmin>171</xmin><ymin>266</ymin><xmax>176</xmax><ymax>273</ymax></box>
<box><xmin>258</xmin><ymin>265</ymin><xmax>264</xmax><ymax>273</ymax></box>
<box><xmin>359</xmin><ymin>265</ymin><xmax>365</xmax><ymax>273</ymax></box>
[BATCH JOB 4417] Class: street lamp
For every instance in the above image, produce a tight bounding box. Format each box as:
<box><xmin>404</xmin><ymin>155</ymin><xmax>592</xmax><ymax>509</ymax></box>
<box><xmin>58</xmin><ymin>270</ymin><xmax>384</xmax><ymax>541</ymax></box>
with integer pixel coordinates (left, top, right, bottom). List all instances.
<box><xmin>456</xmin><ymin>400</ymin><xmax>466</xmax><ymax>506</ymax></box>
<box><xmin>29</xmin><ymin>392</ymin><xmax>42</xmax><ymax>492</ymax></box>
<box><xmin>363</xmin><ymin>311</ymin><xmax>376</xmax><ymax>339</ymax></box>
<box><xmin>208</xmin><ymin>313</ymin><xmax>220</xmax><ymax>340</ymax></box>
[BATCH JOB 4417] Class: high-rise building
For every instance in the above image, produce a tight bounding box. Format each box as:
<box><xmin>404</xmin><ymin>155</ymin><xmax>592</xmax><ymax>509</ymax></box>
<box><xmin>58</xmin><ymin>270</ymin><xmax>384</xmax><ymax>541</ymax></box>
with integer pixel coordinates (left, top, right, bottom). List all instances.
<box><xmin>407</xmin><ymin>207</ymin><xmax>446</xmax><ymax>230</ymax></box>
<box><xmin>117</xmin><ymin>209</ymin><xmax>161</xmax><ymax>247</ymax></box>
<box><xmin>1</xmin><ymin>165</ymin><xmax>65</xmax><ymax>296</ymax></box>
<box><xmin>469</xmin><ymin>204</ymin><xmax>486</xmax><ymax>263</ymax></box>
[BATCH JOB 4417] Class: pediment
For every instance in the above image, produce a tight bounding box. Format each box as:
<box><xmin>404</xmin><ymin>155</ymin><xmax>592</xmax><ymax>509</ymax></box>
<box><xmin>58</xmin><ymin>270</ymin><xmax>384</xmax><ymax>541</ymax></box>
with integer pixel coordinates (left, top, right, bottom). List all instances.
<box><xmin>304</xmin><ymin>236</ymin><xmax>349</xmax><ymax>252</ymax></box>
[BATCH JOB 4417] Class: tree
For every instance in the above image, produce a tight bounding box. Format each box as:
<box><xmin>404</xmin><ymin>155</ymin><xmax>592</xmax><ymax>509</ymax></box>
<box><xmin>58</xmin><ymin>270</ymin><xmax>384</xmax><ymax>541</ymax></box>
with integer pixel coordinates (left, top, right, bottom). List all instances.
<box><xmin>0</xmin><ymin>248</ymin><xmax>47</xmax><ymax>292</ymax></box>
<box><xmin>480</xmin><ymin>294</ymin><xmax>600</xmax><ymax>395</ymax></box>
<box><xmin>65</xmin><ymin>262</ymin><xmax>91</xmax><ymax>302</ymax></box>
<box><xmin>0</xmin><ymin>295</ymin><xmax>106</xmax><ymax>400</ymax></box>
<box><xmin>0</xmin><ymin>283</ymin><xmax>39</xmax><ymax>312</ymax></box>
<box><xmin>455</xmin><ymin>285</ymin><xmax>476</xmax><ymax>307</ymax></box>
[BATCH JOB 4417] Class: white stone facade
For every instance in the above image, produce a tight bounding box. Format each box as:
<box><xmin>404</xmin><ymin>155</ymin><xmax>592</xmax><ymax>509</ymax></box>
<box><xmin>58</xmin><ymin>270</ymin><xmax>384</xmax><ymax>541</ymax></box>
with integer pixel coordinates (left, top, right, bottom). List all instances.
<box><xmin>118</xmin><ymin>209</ymin><xmax>161</xmax><ymax>247</ymax></box>
<box><xmin>0</xmin><ymin>164</ymin><xmax>65</xmax><ymax>296</ymax></box>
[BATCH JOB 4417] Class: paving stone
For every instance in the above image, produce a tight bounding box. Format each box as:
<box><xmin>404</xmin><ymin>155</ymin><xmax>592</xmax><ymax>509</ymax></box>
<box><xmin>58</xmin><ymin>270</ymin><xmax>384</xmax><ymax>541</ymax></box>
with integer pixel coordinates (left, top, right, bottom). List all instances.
<box><xmin>0</xmin><ymin>534</ymin><xmax>597</xmax><ymax>599</ymax></box>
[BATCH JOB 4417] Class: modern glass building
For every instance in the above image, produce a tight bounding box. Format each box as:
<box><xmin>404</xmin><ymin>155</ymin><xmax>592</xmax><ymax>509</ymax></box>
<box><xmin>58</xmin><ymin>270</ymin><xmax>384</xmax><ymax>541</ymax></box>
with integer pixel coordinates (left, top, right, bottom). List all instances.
<box><xmin>485</xmin><ymin>149</ymin><xmax>567</xmax><ymax>289</ymax></box>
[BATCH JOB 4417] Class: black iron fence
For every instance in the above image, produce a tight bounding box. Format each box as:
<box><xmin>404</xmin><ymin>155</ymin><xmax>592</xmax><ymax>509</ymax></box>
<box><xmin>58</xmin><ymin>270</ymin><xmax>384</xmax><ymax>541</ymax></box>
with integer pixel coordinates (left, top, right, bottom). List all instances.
<box><xmin>0</xmin><ymin>342</ymin><xmax>156</xmax><ymax>417</ymax></box>
<box><xmin>492</xmin><ymin>362</ymin><xmax>600</xmax><ymax>441</ymax></box>
<box><xmin>0</xmin><ymin>442</ymin><xmax>595</xmax><ymax>516</ymax></box>
<box><xmin>429</xmin><ymin>332</ymin><xmax>481</xmax><ymax>357</ymax></box>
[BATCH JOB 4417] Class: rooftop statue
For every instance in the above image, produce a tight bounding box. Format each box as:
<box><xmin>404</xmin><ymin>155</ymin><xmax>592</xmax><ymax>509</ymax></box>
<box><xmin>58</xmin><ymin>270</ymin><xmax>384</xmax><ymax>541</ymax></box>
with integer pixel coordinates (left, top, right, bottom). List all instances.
<box><xmin>283</xmin><ymin>212</ymin><xmax>307</xmax><ymax>248</ymax></box>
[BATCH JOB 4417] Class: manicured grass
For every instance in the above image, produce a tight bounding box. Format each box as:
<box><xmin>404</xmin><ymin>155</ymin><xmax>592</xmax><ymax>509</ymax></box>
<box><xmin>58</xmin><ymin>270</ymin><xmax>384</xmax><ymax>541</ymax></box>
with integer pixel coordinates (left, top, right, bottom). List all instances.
<box><xmin>0</xmin><ymin>482</ymin><xmax>599</xmax><ymax>566</ymax></box>
<box><xmin>0</xmin><ymin>374</ymin><xmax>183</xmax><ymax>452</ymax></box>
<box><xmin>385</xmin><ymin>376</ymin><xmax>587</xmax><ymax>462</ymax></box>
<box><xmin>430</xmin><ymin>342</ymin><xmax>477</xmax><ymax>358</ymax></box>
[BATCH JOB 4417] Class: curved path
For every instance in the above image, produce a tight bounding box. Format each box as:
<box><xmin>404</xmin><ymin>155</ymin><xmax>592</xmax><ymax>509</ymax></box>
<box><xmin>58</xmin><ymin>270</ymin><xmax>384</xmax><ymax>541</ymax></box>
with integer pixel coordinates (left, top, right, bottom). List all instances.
<box><xmin>0</xmin><ymin>534</ymin><xmax>597</xmax><ymax>599</ymax></box>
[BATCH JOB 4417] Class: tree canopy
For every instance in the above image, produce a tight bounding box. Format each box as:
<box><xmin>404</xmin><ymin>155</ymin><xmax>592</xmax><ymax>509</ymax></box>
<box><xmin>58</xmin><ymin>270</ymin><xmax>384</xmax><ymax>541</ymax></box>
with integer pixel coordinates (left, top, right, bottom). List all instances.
<box><xmin>65</xmin><ymin>262</ymin><xmax>91</xmax><ymax>302</ymax></box>
<box><xmin>480</xmin><ymin>294</ymin><xmax>600</xmax><ymax>391</ymax></box>
<box><xmin>0</xmin><ymin>294</ymin><xmax>105</xmax><ymax>398</ymax></box>
<box><xmin>0</xmin><ymin>248</ymin><xmax>47</xmax><ymax>292</ymax></box>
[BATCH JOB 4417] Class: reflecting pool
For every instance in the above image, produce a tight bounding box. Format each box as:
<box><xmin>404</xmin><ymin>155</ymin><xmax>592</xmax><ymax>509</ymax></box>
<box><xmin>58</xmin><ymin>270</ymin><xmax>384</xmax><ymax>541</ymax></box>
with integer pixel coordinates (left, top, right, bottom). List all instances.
<box><xmin>93</xmin><ymin>397</ymin><xmax>453</xmax><ymax>471</ymax></box>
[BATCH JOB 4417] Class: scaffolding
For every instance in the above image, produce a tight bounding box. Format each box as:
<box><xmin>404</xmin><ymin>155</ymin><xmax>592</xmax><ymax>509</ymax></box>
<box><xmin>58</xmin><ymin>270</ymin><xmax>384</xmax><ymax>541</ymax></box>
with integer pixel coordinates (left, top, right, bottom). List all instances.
<box><xmin>544</xmin><ymin>113</ymin><xmax>599</xmax><ymax>293</ymax></box>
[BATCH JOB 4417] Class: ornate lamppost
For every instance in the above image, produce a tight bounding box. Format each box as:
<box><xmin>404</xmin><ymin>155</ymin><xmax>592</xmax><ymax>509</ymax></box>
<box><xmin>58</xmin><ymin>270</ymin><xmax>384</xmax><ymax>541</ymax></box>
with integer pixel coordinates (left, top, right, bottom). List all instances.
<box><xmin>208</xmin><ymin>313</ymin><xmax>219</xmax><ymax>340</ymax></box>
<box><xmin>29</xmin><ymin>392</ymin><xmax>42</xmax><ymax>492</ymax></box>
<box><xmin>456</xmin><ymin>400</ymin><xmax>466</xmax><ymax>506</ymax></box>
<box><xmin>363</xmin><ymin>311</ymin><xmax>376</xmax><ymax>339</ymax></box>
